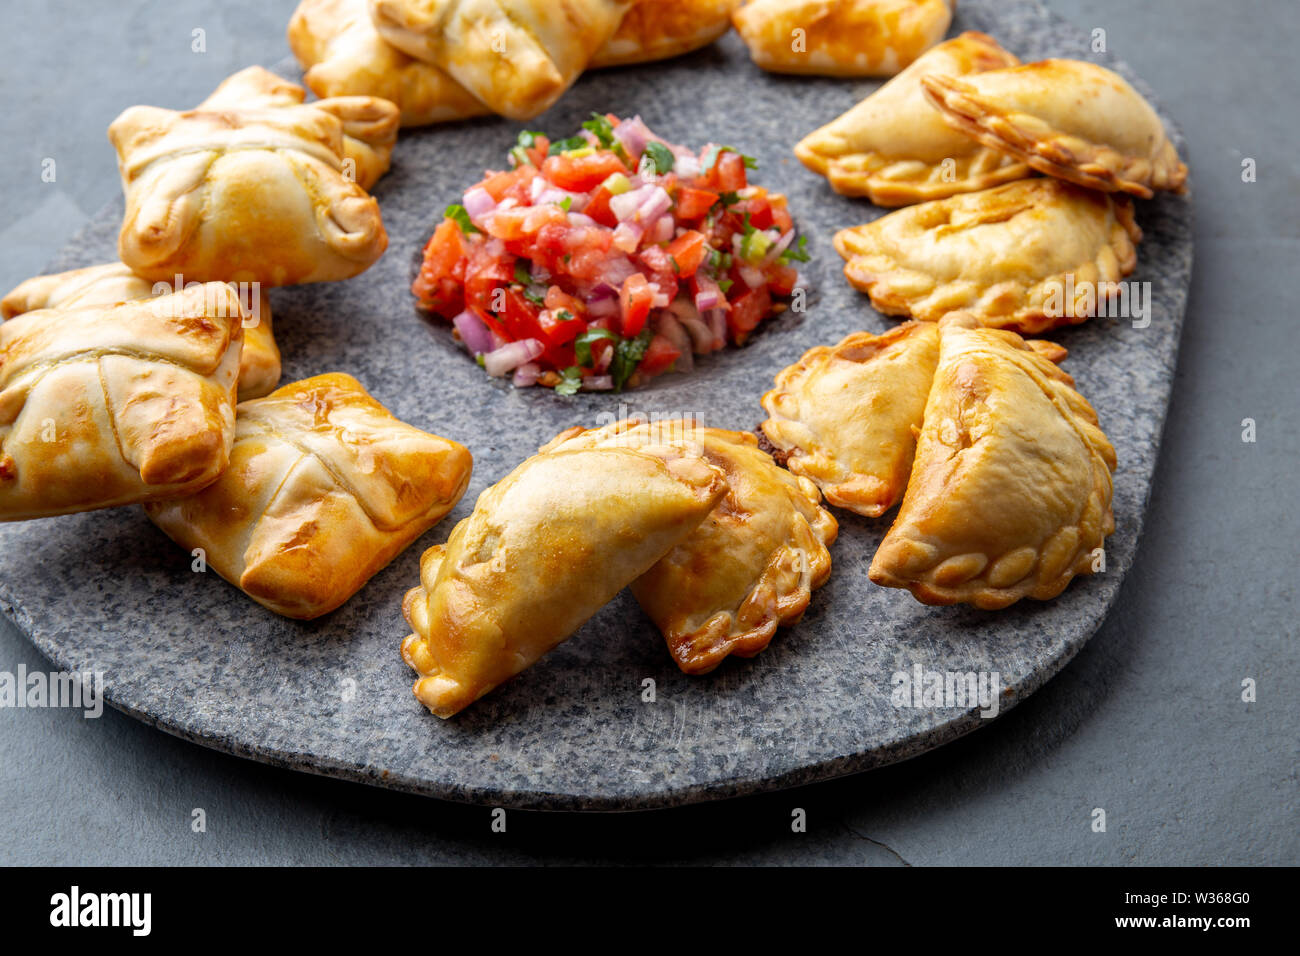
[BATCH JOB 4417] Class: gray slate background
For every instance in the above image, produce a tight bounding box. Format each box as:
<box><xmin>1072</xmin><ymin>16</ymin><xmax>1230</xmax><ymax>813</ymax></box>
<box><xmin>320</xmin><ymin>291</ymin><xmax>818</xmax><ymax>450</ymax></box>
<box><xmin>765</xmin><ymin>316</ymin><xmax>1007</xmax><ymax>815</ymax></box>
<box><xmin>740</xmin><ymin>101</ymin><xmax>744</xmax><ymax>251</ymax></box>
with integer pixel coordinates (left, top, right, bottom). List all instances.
<box><xmin>0</xmin><ymin>0</ymin><xmax>1295</xmax><ymax>865</ymax></box>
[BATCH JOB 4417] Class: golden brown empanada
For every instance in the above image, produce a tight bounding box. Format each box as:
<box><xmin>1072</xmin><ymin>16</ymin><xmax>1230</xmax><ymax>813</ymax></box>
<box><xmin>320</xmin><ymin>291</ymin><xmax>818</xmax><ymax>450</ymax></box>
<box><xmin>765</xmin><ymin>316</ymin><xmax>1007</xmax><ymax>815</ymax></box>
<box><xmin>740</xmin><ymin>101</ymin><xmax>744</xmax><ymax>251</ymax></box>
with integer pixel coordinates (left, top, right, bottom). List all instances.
<box><xmin>288</xmin><ymin>0</ymin><xmax>491</xmax><ymax>127</ymax></box>
<box><xmin>0</xmin><ymin>283</ymin><xmax>243</xmax><ymax>521</ymax></box>
<box><xmin>870</xmin><ymin>312</ymin><xmax>1116</xmax><ymax>609</ymax></box>
<box><xmin>198</xmin><ymin>65</ymin><xmax>399</xmax><ymax>191</ymax></box>
<box><xmin>761</xmin><ymin>322</ymin><xmax>939</xmax><ymax>517</ymax></box>
<box><xmin>541</xmin><ymin>419</ymin><xmax>837</xmax><ymax>674</ymax></box>
<box><xmin>109</xmin><ymin>70</ymin><xmax>394</xmax><ymax>286</ymax></box>
<box><xmin>146</xmin><ymin>373</ymin><xmax>471</xmax><ymax>620</ymax></box>
<box><xmin>2</xmin><ymin>262</ymin><xmax>281</xmax><ymax>401</ymax></box>
<box><xmin>921</xmin><ymin>58</ymin><xmax>1188</xmax><ymax>198</ymax></box>
<box><xmin>590</xmin><ymin>0</ymin><xmax>741</xmax><ymax>68</ymax></box>
<box><xmin>369</xmin><ymin>0</ymin><xmax>634</xmax><ymax>120</ymax></box>
<box><xmin>795</xmin><ymin>32</ymin><xmax>1032</xmax><ymax>205</ymax></box>
<box><xmin>401</xmin><ymin>443</ymin><xmax>728</xmax><ymax>716</ymax></box>
<box><xmin>732</xmin><ymin>0</ymin><xmax>952</xmax><ymax>76</ymax></box>
<box><xmin>834</xmin><ymin>178</ymin><xmax>1142</xmax><ymax>333</ymax></box>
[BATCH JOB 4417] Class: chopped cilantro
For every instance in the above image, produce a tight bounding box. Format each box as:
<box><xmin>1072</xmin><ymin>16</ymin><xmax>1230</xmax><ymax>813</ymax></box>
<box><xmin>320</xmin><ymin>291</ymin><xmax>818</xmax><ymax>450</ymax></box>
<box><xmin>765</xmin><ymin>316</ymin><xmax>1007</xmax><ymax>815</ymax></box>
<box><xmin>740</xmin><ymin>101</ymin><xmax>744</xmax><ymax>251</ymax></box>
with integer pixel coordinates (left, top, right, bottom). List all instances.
<box><xmin>581</xmin><ymin>113</ymin><xmax>616</xmax><ymax>148</ymax></box>
<box><xmin>513</xmin><ymin>261</ymin><xmax>532</xmax><ymax>285</ymax></box>
<box><xmin>669</xmin><ymin>256</ymin><xmax>681</xmax><ymax>274</ymax></box>
<box><xmin>778</xmin><ymin>234</ymin><xmax>811</xmax><ymax>264</ymax></box>
<box><xmin>556</xmin><ymin>309</ymin><xmax>575</xmax><ymax>322</ymax></box>
<box><xmin>522</xmin><ymin>287</ymin><xmax>546</xmax><ymax>306</ymax></box>
<box><xmin>642</xmin><ymin>141</ymin><xmax>675</xmax><ymax>175</ymax></box>
<box><xmin>610</xmin><ymin>329</ymin><xmax>654</xmax><ymax>391</ymax></box>
<box><xmin>719</xmin><ymin>191</ymin><xmax>741</xmax><ymax>207</ymax></box>
<box><xmin>445</xmin><ymin>204</ymin><xmax>481</xmax><ymax>235</ymax></box>
<box><xmin>718</xmin><ymin>278</ymin><xmax>733</xmax><ymax>294</ymax></box>
<box><xmin>574</xmin><ymin>328</ymin><xmax>618</xmax><ymax>367</ymax></box>
<box><xmin>554</xmin><ymin>366</ymin><xmax>584</xmax><ymax>396</ymax></box>
<box><xmin>548</xmin><ymin>135</ymin><xmax>588</xmax><ymax>155</ymax></box>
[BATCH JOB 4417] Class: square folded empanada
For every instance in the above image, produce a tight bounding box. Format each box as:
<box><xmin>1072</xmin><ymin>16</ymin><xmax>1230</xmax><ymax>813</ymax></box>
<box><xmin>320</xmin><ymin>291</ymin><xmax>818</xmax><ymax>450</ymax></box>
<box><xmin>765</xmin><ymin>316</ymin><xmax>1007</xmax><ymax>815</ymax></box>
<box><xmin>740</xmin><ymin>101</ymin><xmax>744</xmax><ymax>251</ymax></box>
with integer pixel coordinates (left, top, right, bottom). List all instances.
<box><xmin>401</xmin><ymin>442</ymin><xmax>728</xmax><ymax>716</ymax></box>
<box><xmin>834</xmin><ymin>177</ymin><xmax>1142</xmax><ymax>333</ymax></box>
<box><xmin>761</xmin><ymin>321</ymin><xmax>939</xmax><ymax>517</ymax></box>
<box><xmin>369</xmin><ymin>0</ymin><xmax>634</xmax><ymax>120</ymax></box>
<box><xmin>869</xmin><ymin>312</ymin><xmax>1116</xmax><ymax>609</ymax></box>
<box><xmin>145</xmin><ymin>373</ymin><xmax>472</xmax><ymax>620</ymax></box>
<box><xmin>921</xmin><ymin>58</ymin><xmax>1187</xmax><ymax>198</ymax></box>
<box><xmin>733</xmin><ymin>0</ymin><xmax>952</xmax><ymax>76</ymax></box>
<box><xmin>2</xmin><ymin>262</ymin><xmax>281</xmax><ymax>401</ymax></box>
<box><xmin>109</xmin><ymin>68</ymin><xmax>396</xmax><ymax>286</ymax></box>
<box><xmin>0</xmin><ymin>283</ymin><xmax>244</xmax><ymax>520</ymax></box>
<box><xmin>288</xmin><ymin>0</ymin><xmax>491</xmax><ymax>127</ymax></box>
<box><xmin>795</xmin><ymin>32</ymin><xmax>1032</xmax><ymax>205</ymax></box>
<box><xmin>542</xmin><ymin>419</ymin><xmax>837</xmax><ymax>674</ymax></box>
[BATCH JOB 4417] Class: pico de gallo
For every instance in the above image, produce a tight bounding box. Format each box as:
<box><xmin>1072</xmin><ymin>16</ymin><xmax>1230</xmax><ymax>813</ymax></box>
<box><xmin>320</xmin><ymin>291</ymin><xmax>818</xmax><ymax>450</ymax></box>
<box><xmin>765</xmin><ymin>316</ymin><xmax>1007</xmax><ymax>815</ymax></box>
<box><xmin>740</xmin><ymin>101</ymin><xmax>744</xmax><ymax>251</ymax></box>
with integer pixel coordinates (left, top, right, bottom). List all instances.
<box><xmin>413</xmin><ymin>114</ymin><xmax>808</xmax><ymax>393</ymax></box>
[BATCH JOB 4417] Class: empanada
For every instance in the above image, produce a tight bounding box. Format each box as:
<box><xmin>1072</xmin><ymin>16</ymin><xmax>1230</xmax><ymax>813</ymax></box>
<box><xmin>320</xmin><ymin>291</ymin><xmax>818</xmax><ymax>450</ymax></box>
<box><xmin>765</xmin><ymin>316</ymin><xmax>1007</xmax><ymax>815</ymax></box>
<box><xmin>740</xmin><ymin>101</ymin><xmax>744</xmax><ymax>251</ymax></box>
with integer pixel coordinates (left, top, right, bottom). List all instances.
<box><xmin>288</xmin><ymin>0</ymin><xmax>491</xmax><ymax>127</ymax></box>
<box><xmin>795</xmin><ymin>32</ymin><xmax>1032</xmax><ymax>205</ymax></box>
<box><xmin>0</xmin><ymin>283</ymin><xmax>243</xmax><ymax>521</ymax></box>
<box><xmin>401</xmin><ymin>443</ymin><xmax>728</xmax><ymax>716</ymax></box>
<box><xmin>542</xmin><ymin>419</ymin><xmax>837</xmax><ymax>674</ymax></box>
<box><xmin>921</xmin><ymin>58</ymin><xmax>1188</xmax><ymax>198</ymax></box>
<box><xmin>146</xmin><ymin>373</ymin><xmax>472</xmax><ymax>620</ymax></box>
<box><xmin>590</xmin><ymin>0</ymin><xmax>741</xmax><ymax>68</ymax></box>
<box><xmin>834</xmin><ymin>178</ymin><xmax>1142</xmax><ymax>333</ymax></box>
<box><xmin>870</xmin><ymin>312</ymin><xmax>1116</xmax><ymax>609</ymax></box>
<box><xmin>732</xmin><ymin>0</ymin><xmax>952</xmax><ymax>77</ymax></box>
<box><xmin>369</xmin><ymin>0</ymin><xmax>634</xmax><ymax>120</ymax></box>
<box><xmin>2</xmin><ymin>262</ymin><xmax>281</xmax><ymax>401</ymax></box>
<box><xmin>109</xmin><ymin>69</ymin><xmax>394</xmax><ymax>286</ymax></box>
<box><xmin>761</xmin><ymin>322</ymin><xmax>939</xmax><ymax>516</ymax></box>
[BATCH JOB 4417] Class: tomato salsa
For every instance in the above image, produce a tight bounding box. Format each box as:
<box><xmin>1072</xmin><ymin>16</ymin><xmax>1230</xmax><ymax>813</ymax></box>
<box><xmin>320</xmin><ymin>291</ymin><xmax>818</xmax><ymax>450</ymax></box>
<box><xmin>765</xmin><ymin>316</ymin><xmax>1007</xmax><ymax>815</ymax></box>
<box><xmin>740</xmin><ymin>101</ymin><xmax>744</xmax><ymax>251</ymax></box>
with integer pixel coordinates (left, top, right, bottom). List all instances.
<box><xmin>413</xmin><ymin>114</ymin><xmax>807</xmax><ymax>393</ymax></box>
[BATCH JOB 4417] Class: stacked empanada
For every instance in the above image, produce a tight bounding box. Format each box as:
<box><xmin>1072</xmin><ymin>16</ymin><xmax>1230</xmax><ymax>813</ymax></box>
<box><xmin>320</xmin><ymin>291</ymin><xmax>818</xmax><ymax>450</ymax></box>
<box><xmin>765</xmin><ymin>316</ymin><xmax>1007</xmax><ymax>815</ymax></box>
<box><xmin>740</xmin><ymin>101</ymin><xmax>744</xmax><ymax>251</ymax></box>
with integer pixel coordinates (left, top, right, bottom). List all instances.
<box><xmin>762</xmin><ymin>312</ymin><xmax>1115</xmax><ymax>610</ymax></box>
<box><xmin>290</xmin><ymin>0</ymin><xmax>741</xmax><ymax>125</ymax></box>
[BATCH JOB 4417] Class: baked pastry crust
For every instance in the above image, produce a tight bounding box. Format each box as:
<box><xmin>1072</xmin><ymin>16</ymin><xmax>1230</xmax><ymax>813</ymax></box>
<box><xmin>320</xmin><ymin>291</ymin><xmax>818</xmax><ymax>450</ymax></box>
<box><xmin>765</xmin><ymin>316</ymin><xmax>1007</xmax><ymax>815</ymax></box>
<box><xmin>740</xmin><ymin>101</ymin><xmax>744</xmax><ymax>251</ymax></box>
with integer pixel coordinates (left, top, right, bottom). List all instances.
<box><xmin>0</xmin><ymin>283</ymin><xmax>243</xmax><ymax>520</ymax></box>
<box><xmin>2</xmin><ymin>262</ymin><xmax>281</xmax><ymax>401</ymax></box>
<box><xmin>732</xmin><ymin>0</ymin><xmax>952</xmax><ymax>76</ymax></box>
<box><xmin>146</xmin><ymin>373</ymin><xmax>471</xmax><ymax>620</ymax></box>
<box><xmin>590</xmin><ymin>0</ymin><xmax>740</xmax><ymax>68</ymax></box>
<box><xmin>542</xmin><ymin>419</ymin><xmax>837</xmax><ymax>674</ymax></box>
<box><xmin>921</xmin><ymin>58</ymin><xmax>1188</xmax><ymax>198</ymax></box>
<box><xmin>368</xmin><ymin>0</ymin><xmax>634</xmax><ymax>120</ymax></box>
<box><xmin>834</xmin><ymin>177</ymin><xmax>1142</xmax><ymax>333</ymax></box>
<box><xmin>795</xmin><ymin>32</ymin><xmax>1031</xmax><ymax>205</ymax></box>
<box><xmin>869</xmin><ymin>312</ymin><xmax>1116</xmax><ymax>609</ymax></box>
<box><xmin>288</xmin><ymin>0</ymin><xmax>491</xmax><ymax>127</ymax></box>
<box><xmin>401</xmin><ymin>443</ymin><xmax>728</xmax><ymax>716</ymax></box>
<box><xmin>109</xmin><ymin>68</ymin><xmax>394</xmax><ymax>286</ymax></box>
<box><xmin>761</xmin><ymin>322</ymin><xmax>939</xmax><ymax>516</ymax></box>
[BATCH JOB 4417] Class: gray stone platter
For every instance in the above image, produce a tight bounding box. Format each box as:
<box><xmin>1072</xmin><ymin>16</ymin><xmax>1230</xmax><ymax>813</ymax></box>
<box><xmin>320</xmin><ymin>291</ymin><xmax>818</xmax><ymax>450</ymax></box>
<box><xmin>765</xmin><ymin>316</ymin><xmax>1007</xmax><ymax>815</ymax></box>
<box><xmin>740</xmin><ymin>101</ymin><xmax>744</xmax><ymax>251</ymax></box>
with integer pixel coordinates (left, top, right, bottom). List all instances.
<box><xmin>0</xmin><ymin>0</ymin><xmax>1191</xmax><ymax>810</ymax></box>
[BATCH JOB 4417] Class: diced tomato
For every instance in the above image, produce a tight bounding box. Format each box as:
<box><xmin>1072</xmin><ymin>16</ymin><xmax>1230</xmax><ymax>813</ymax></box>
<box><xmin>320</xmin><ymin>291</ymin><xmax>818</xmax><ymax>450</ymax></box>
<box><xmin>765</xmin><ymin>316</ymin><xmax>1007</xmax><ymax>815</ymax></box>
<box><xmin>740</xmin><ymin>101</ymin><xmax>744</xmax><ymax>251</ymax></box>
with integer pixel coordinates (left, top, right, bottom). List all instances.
<box><xmin>585</xmin><ymin>185</ymin><xmax>619</xmax><ymax>227</ymax></box>
<box><xmin>619</xmin><ymin>273</ymin><xmax>654</xmax><ymax>337</ymax></box>
<box><xmin>767</xmin><ymin>264</ymin><xmax>799</xmax><ymax>297</ymax></box>
<box><xmin>544</xmin><ymin>286</ymin><xmax>585</xmax><ymax>317</ymax></box>
<box><xmin>733</xmin><ymin>197</ymin><xmax>773</xmax><ymax>230</ymax></box>
<box><xmin>725</xmin><ymin>287</ymin><xmax>771</xmax><ymax>342</ymax></box>
<box><xmin>769</xmin><ymin>194</ymin><xmax>794</xmax><ymax>233</ymax></box>
<box><xmin>542</xmin><ymin>152</ymin><xmax>628</xmax><ymax>192</ymax></box>
<box><xmin>412</xmin><ymin>220</ymin><xmax>468</xmax><ymax>315</ymax></box>
<box><xmin>703</xmin><ymin>151</ymin><xmax>748</xmax><ymax>192</ymax></box>
<box><xmin>539</xmin><ymin>308</ymin><xmax>583</xmax><ymax>347</ymax></box>
<box><xmin>524</xmin><ymin>136</ymin><xmax>550</xmax><ymax>168</ymax></box>
<box><xmin>665</xmin><ymin>231</ymin><xmax>709</xmax><ymax>277</ymax></box>
<box><xmin>637</xmin><ymin>334</ymin><xmax>681</xmax><ymax>376</ymax></box>
<box><xmin>674</xmin><ymin>187</ymin><xmax>719</xmax><ymax>220</ymax></box>
<box><xmin>479</xmin><ymin>168</ymin><xmax>524</xmax><ymax>201</ymax></box>
<box><xmin>498</xmin><ymin>287</ymin><xmax>547</xmax><ymax>342</ymax></box>
<box><xmin>464</xmin><ymin>245</ymin><xmax>512</xmax><ymax>320</ymax></box>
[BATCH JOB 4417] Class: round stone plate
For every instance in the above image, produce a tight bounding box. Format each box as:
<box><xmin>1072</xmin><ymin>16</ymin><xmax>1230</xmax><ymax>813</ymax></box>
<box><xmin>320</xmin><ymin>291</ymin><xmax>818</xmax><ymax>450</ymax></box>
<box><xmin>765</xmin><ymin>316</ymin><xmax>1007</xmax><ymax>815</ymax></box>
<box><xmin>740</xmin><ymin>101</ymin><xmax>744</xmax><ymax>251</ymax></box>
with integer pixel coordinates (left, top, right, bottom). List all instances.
<box><xmin>0</xmin><ymin>0</ymin><xmax>1191</xmax><ymax>809</ymax></box>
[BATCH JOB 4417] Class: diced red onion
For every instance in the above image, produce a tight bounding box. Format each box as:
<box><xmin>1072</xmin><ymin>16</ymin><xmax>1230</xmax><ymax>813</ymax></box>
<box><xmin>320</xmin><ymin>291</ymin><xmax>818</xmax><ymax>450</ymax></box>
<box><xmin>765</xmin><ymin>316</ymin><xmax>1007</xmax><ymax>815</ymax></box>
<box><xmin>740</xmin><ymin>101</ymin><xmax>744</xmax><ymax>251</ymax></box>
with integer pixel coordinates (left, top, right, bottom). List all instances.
<box><xmin>587</xmin><ymin>295</ymin><xmax>619</xmax><ymax>318</ymax></box>
<box><xmin>593</xmin><ymin>346</ymin><xmax>613</xmax><ymax>373</ymax></box>
<box><xmin>613</xmin><ymin>116</ymin><xmax>652</xmax><ymax>158</ymax></box>
<box><xmin>597</xmin><ymin>257</ymin><xmax>638</xmax><ymax>287</ymax></box>
<box><xmin>706</xmin><ymin>308</ymin><xmax>727</xmax><ymax>349</ymax></box>
<box><xmin>612</xmin><ymin>221</ymin><xmax>643</xmax><ymax>253</ymax></box>
<box><xmin>528</xmin><ymin>176</ymin><xmax>547</xmax><ymax>202</ymax></box>
<box><xmin>739</xmin><ymin>265</ymin><xmax>765</xmax><ymax>290</ymax></box>
<box><xmin>674</xmin><ymin>155</ymin><xmax>701</xmax><ymax>179</ymax></box>
<box><xmin>638</xmin><ymin>186</ymin><xmax>672</xmax><ymax>224</ymax></box>
<box><xmin>566</xmin><ymin>211</ymin><xmax>597</xmax><ymax>228</ymax></box>
<box><xmin>483</xmin><ymin>338</ymin><xmax>544</xmax><ymax>377</ymax></box>
<box><xmin>462</xmin><ymin>186</ymin><xmax>495</xmax><ymax>220</ymax></box>
<box><xmin>512</xmin><ymin>362</ymin><xmax>541</xmax><ymax>387</ymax></box>
<box><xmin>693</xmin><ymin>274</ymin><xmax>723</xmax><ymax>312</ymax></box>
<box><xmin>584</xmin><ymin>375</ymin><xmax>614</xmax><ymax>391</ymax></box>
<box><xmin>452</xmin><ymin>310</ymin><xmax>494</xmax><ymax>355</ymax></box>
<box><xmin>648</xmin><ymin>215</ymin><xmax>673</xmax><ymax>244</ymax></box>
<box><xmin>610</xmin><ymin>184</ymin><xmax>652</xmax><ymax>222</ymax></box>
<box><xmin>761</xmin><ymin>229</ymin><xmax>796</xmax><ymax>266</ymax></box>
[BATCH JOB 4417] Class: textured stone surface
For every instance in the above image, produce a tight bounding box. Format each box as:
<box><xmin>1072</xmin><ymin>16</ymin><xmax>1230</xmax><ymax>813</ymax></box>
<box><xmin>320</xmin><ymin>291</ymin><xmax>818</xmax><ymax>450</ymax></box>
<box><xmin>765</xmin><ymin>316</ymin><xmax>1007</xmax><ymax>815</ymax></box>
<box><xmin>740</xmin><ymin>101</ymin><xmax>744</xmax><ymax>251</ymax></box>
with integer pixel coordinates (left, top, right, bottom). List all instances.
<box><xmin>0</xmin><ymin>0</ymin><xmax>1195</xmax><ymax>810</ymax></box>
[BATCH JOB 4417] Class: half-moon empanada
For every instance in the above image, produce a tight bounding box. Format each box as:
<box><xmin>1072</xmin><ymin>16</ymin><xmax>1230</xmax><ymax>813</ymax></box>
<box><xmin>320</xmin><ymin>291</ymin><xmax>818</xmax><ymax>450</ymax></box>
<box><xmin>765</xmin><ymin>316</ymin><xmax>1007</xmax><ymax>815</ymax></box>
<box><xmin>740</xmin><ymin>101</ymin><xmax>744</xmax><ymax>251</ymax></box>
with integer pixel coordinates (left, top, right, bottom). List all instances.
<box><xmin>401</xmin><ymin>444</ymin><xmax>728</xmax><ymax>716</ymax></box>
<box><xmin>834</xmin><ymin>177</ymin><xmax>1142</xmax><ymax>333</ymax></box>
<box><xmin>542</xmin><ymin>419</ymin><xmax>837</xmax><ymax>674</ymax></box>
<box><xmin>146</xmin><ymin>373</ymin><xmax>472</xmax><ymax>620</ymax></box>
<box><xmin>2</xmin><ymin>262</ymin><xmax>281</xmax><ymax>401</ymax></box>
<box><xmin>198</xmin><ymin>65</ymin><xmax>400</xmax><ymax>192</ymax></box>
<box><xmin>761</xmin><ymin>321</ymin><xmax>939</xmax><ymax>516</ymax></box>
<box><xmin>109</xmin><ymin>70</ymin><xmax>393</xmax><ymax>286</ymax></box>
<box><xmin>590</xmin><ymin>0</ymin><xmax>741</xmax><ymax>68</ymax></box>
<box><xmin>369</xmin><ymin>0</ymin><xmax>634</xmax><ymax>120</ymax></box>
<box><xmin>795</xmin><ymin>32</ymin><xmax>1032</xmax><ymax>205</ymax></box>
<box><xmin>921</xmin><ymin>58</ymin><xmax>1188</xmax><ymax>198</ymax></box>
<box><xmin>732</xmin><ymin>0</ymin><xmax>952</xmax><ymax>76</ymax></box>
<box><xmin>869</xmin><ymin>312</ymin><xmax>1116</xmax><ymax>609</ymax></box>
<box><xmin>288</xmin><ymin>0</ymin><xmax>491</xmax><ymax>127</ymax></box>
<box><xmin>0</xmin><ymin>283</ymin><xmax>243</xmax><ymax>521</ymax></box>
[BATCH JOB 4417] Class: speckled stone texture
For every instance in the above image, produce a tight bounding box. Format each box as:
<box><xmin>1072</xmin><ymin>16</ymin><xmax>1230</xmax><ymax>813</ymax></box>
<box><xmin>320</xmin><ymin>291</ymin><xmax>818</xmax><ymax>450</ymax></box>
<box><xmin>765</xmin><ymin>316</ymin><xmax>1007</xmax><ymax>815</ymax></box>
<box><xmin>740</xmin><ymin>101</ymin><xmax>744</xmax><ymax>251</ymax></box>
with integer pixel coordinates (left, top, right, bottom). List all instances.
<box><xmin>0</xmin><ymin>0</ymin><xmax>1191</xmax><ymax>810</ymax></box>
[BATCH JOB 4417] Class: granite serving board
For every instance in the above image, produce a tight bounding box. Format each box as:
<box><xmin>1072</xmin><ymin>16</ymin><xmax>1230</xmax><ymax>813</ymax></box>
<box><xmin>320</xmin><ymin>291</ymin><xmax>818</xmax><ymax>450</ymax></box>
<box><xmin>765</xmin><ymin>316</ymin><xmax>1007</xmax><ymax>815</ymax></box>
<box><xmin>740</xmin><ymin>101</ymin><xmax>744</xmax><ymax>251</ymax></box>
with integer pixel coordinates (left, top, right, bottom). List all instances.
<box><xmin>0</xmin><ymin>0</ymin><xmax>1191</xmax><ymax>810</ymax></box>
